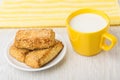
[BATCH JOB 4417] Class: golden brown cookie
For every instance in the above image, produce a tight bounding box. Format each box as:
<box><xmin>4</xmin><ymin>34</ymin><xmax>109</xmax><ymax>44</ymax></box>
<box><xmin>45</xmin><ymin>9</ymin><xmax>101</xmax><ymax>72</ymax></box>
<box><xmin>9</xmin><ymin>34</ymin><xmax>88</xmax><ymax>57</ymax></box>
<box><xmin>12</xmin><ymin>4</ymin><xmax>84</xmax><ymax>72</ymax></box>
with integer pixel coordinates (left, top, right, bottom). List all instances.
<box><xmin>25</xmin><ymin>40</ymin><xmax>64</xmax><ymax>68</ymax></box>
<box><xmin>14</xmin><ymin>29</ymin><xmax>55</xmax><ymax>50</ymax></box>
<box><xmin>9</xmin><ymin>44</ymin><xmax>30</xmax><ymax>62</ymax></box>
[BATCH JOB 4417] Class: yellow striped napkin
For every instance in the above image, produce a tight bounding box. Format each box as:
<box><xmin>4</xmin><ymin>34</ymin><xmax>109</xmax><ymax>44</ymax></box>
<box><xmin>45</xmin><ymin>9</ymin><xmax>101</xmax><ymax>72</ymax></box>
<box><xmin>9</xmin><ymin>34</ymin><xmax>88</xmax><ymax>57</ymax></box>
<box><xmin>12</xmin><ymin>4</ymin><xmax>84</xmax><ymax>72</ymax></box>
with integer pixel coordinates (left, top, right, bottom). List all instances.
<box><xmin>0</xmin><ymin>0</ymin><xmax>120</xmax><ymax>28</ymax></box>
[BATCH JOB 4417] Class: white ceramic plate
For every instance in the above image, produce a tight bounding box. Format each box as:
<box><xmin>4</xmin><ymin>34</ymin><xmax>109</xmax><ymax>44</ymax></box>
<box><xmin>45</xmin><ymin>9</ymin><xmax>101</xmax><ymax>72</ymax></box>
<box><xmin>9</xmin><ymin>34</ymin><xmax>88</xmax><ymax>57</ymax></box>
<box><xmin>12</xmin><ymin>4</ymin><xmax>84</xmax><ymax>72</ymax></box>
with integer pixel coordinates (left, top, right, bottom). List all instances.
<box><xmin>5</xmin><ymin>33</ymin><xmax>67</xmax><ymax>71</ymax></box>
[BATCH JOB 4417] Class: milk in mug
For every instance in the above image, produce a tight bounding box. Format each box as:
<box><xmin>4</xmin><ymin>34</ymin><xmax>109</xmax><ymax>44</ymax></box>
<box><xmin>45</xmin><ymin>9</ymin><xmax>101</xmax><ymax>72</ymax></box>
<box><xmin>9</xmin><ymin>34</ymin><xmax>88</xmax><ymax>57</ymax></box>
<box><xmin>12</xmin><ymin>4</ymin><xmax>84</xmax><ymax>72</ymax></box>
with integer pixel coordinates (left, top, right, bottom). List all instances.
<box><xmin>70</xmin><ymin>13</ymin><xmax>107</xmax><ymax>33</ymax></box>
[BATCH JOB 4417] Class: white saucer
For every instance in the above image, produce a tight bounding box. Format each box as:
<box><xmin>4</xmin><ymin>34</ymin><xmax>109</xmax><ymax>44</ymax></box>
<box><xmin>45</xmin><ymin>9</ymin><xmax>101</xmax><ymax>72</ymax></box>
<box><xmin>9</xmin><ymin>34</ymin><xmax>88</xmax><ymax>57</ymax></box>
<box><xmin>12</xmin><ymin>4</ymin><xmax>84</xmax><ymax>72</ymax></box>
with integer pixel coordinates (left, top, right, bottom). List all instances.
<box><xmin>5</xmin><ymin>33</ymin><xmax>67</xmax><ymax>71</ymax></box>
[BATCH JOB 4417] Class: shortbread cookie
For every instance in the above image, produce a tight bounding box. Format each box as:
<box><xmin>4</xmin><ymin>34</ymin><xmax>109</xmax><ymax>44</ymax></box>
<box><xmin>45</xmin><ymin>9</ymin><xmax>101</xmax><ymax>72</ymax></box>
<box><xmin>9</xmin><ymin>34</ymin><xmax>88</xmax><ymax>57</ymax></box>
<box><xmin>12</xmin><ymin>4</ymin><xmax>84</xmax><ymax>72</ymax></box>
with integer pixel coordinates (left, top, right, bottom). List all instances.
<box><xmin>25</xmin><ymin>40</ymin><xmax>63</xmax><ymax>68</ymax></box>
<box><xmin>14</xmin><ymin>29</ymin><xmax>55</xmax><ymax>50</ymax></box>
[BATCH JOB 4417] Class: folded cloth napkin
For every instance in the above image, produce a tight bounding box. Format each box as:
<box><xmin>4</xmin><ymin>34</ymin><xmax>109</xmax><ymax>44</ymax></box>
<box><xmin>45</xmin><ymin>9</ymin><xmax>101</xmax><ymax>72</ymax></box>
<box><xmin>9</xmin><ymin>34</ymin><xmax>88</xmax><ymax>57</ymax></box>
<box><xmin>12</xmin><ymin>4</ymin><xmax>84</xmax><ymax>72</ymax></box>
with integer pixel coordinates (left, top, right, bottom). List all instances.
<box><xmin>0</xmin><ymin>0</ymin><xmax>120</xmax><ymax>28</ymax></box>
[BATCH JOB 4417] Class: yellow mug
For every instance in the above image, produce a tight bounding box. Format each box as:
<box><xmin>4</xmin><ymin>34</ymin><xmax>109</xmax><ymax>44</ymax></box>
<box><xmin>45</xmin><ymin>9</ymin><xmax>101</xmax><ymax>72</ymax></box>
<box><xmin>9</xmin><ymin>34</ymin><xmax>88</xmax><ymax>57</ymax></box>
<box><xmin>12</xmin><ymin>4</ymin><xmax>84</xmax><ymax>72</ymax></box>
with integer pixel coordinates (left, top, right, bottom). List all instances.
<box><xmin>66</xmin><ymin>9</ymin><xmax>117</xmax><ymax>56</ymax></box>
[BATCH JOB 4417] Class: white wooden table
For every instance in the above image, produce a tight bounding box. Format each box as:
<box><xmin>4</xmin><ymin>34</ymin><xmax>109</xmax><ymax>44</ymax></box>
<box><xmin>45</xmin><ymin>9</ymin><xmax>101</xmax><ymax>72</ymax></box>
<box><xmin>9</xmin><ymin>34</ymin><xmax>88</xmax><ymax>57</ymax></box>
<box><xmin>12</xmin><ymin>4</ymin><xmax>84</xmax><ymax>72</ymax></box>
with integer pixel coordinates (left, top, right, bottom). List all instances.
<box><xmin>0</xmin><ymin>27</ymin><xmax>120</xmax><ymax>80</ymax></box>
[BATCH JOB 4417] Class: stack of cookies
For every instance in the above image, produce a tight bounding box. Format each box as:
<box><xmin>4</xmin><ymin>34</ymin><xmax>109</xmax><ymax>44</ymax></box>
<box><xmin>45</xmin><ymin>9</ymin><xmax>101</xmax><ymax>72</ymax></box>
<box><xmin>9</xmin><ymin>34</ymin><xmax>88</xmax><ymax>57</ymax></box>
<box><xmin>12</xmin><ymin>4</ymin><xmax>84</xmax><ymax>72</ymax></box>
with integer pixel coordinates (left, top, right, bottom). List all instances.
<box><xmin>9</xmin><ymin>29</ymin><xmax>64</xmax><ymax>68</ymax></box>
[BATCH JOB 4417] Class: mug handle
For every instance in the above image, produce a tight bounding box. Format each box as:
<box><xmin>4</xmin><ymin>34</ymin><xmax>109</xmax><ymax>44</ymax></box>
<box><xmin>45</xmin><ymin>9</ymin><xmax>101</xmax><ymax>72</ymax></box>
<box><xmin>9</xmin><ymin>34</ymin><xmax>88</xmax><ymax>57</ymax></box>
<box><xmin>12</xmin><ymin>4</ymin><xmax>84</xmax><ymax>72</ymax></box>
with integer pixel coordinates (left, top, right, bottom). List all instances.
<box><xmin>100</xmin><ymin>33</ymin><xmax>117</xmax><ymax>51</ymax></box>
